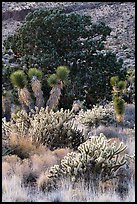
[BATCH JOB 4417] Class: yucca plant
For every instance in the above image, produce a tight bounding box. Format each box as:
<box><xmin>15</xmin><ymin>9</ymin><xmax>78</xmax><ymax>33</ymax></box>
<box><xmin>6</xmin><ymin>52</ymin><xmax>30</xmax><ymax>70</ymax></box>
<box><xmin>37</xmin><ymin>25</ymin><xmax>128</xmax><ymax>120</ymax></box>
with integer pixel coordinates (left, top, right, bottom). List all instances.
<box><xmin>28</xmin><ymin>68</ymin><xmax>44</xmax><ymax>111</ymax></box>
<box><xmin>47</xmin><ymin>74</ymin><xmax>58</xmax><ymax>87</ymax></box>
<box><xmin>46</xmin><ymin>81</ymin><xmax>63</xmax><ymax>111</ymax></box>
<box><xmin>56</xmin><ymin>66</ymin><xmax>70</xmax><ymax>82</ymax></box>
<box><xmin>28</xmin><ymin>68</ymin><xmax>43</xmax><ymax>80</ymax></box>
<box><xmin>10</xmin><ymin>70</ymin><xmax>27</xmax><ymax>89</ymax></box>
<box><xmin>10</xmin><ymin>70</ymin><xmax>34</xmax><ymax>112</ymax></box>
<box><xmin>113</xmin><ymin>96</ymin><xmax>125</xmax><ymax>123</ymax></box>
<box><xmin>46</xmin><ymin>66</ymin><xmax>69</xmax><ymax>111</ymax></box>
<box><xmin>110</xmin><ymin>76</ymin><xmax>119</xmax><ymax>86</ymax></box>
<box><xmin>110</xmin><ymin>76</ymin><xmax>119</xmax><ymax>93</ymax></box>
<box><xmin>118</xmin><ymin>81</ymin><xmax>126</xmax><ymax>92</ymax></box>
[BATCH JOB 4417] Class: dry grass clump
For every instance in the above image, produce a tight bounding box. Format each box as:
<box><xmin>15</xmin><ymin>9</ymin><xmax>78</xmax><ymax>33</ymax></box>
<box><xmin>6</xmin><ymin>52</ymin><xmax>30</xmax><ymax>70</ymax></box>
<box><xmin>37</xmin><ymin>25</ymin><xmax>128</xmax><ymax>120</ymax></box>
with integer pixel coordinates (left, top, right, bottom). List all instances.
<box><xmin>2</xmin><ymin>144</ymin><xmax>72</xmax><ymax>189</ymax></box>
<box><xmin>36</xmin><ymin>178</ymin><xmax>135</xmax><ymax>202</ymax></box>
<box><xmin>2</xmin><ymin>175</ymin><xmax>30</xmax><ymax>202</ymax></box>
<box><xmin>37</xmin><ymin>170</ymin><xmax>56</xmax><ymax>192</ymax></box>
<box><xmin>2</xmin><ymin>155</ymin><xmax>21</xmax><ymax>178</ymax></box>
<box><xmin>52</xmin><ymin>148</ymin><xmax>71</xmax><ymax>160</ymax></box>
<box><xmin>5</xmin><ymin>132</ymin><xmax>50</xmax><ymax>159</ymax></box>
<box><xmin>2</xmin><ymin>174</ymin><xmax>135</xmax><ymax>202</ymax></box>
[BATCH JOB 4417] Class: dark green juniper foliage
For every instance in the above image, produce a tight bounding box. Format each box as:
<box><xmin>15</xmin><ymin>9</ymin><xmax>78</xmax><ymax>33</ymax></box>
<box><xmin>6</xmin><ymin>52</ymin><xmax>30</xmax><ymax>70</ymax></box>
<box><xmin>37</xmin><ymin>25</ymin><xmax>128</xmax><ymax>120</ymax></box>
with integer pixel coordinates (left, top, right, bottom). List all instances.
<box><xmin>4</xmin><ymin>9</ymin><xmax>126</xmax><ymax>108</ymax></box>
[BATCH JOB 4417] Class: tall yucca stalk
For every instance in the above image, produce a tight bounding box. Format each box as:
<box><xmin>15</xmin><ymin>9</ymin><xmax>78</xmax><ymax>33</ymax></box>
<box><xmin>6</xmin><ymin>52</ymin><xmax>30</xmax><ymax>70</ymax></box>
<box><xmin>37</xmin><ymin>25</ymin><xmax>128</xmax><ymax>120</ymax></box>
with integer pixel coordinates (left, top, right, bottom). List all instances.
<box><xmin>113</xmin><ymin>96</ymin><xmax>125</xmax><ymax>123</ymax></box>
<box><xmin>46</xmin><ymin>66</ymin><xmax>69</xmax><ymax>111</ymax></box>
<box><xmin>28</xmin><ymin>68</ymin><xmax>44</xmax><ymax>111</ymax></box>
<box><xmin>10</xmin><ymin>70</ymin><xmax>34</xmax><ymax>112</ymax></box>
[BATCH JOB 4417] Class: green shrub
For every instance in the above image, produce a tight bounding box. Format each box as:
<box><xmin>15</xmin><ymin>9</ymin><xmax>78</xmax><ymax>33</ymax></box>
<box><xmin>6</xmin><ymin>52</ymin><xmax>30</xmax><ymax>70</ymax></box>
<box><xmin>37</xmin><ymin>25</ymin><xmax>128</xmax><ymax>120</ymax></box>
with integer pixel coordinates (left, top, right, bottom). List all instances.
<box><xmin>3</xmin><ymin>9</ymin><xmax>126</xmax><ymax>108</ymax></box>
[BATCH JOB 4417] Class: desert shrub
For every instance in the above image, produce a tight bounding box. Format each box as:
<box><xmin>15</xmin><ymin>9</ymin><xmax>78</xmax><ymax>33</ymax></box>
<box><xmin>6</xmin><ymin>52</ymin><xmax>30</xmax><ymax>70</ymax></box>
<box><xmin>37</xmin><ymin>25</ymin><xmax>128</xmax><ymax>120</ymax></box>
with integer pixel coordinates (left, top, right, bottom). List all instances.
<box><xmin>39</xmin><ymin>133</ymin><xmax>130</xmax><ymax>192</ymax></box>
<box><xmin>2</xmin><ymin>131</ymin><xmax>47</xmax><ymax>159</ymax></box>
<box><xmin>3</xmin><ymin>107</ymin><xmax>85</xmax><ymax>150</ymax></box>
<box><xmin>3</xmin><ymin>9</ymin><xmax>126</xmax><ymax>108</ymax></box>
<box><xmin>77</xmin><ymin>102</ymin><xmax>115</xmax><ymax>127</ymax></box>
<box><xmin>6</xmin><ymin>133</ymin><xmax>39</xmax><ymax>159</ymax></box>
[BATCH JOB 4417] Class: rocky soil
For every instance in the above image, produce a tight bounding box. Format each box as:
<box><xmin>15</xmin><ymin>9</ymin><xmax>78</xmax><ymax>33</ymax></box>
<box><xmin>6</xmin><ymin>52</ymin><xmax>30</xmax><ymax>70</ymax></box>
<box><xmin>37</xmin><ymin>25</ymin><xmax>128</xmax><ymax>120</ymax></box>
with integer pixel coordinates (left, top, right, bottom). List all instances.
<box><xmin>2</xmin><ymin>2</ymin><xmax>135</xmax><ymax>69</ymax></box>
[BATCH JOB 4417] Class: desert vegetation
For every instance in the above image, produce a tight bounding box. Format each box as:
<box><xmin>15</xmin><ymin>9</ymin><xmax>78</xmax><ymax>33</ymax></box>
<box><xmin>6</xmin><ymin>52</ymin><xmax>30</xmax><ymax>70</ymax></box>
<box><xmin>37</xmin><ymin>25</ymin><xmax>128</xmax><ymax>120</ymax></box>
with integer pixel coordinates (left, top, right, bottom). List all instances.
<box><xmin>2</xmin><ymin>2</ymin><xmax>135</xmax><ymax>202</ymax></box>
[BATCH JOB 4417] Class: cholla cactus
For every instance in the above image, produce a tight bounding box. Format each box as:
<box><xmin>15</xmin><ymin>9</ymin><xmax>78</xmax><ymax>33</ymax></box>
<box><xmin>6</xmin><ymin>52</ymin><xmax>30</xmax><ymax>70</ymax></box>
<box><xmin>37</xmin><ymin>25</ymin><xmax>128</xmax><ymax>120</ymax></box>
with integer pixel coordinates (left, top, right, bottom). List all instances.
<box><xmin>29</xmin><ymin>107</ymin><xmax>84</xmax><ymax>149</ymax></box>
<box><xmin>77</xmin><ymin>102</ymin><xmax>115</xmax><ymax>127</ymax></box>
<box><xmin>10</xmin><ymin>70</ymin><xmax>34</xmax><ymax>112</ymax></box>
<box><xmin>28</xmin><ymin>68</ymin><xmax>45</xmax><ymax>111</ymax></box>
<box><xmin>42</xmin><ymin>133</ymin><xmax>129</xmax><ymax>191</ymax></box>
<box><xmin>3</xmin><ymin>107</ymin><xmax>84</xmax><ymax>150</ymax></box>
<box><xmin>46</xmin><ymin>66</ymin><xmax>69</xmax><ymax>111</ymax></box>
<box><xmin>3</xmin><ymin>110</ymin><xmax>30</xmax><ymax>137</ymax></box>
